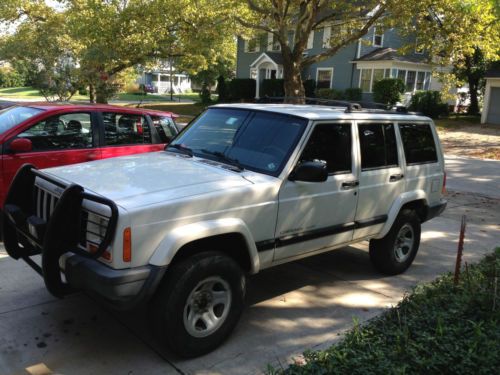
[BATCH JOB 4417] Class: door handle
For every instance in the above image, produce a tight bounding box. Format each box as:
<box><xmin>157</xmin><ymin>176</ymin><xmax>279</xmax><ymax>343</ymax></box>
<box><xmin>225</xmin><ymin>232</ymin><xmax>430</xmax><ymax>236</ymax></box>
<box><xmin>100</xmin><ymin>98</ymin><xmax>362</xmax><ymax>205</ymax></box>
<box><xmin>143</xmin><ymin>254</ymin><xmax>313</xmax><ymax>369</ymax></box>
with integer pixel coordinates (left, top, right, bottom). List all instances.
<box><xmin>389</xmin><ymin>174</ymin><xmax>404</xmax><ymax>182</ymax></box>
<box><xmin>341</xmin><ymin>180</ymin><xmax>359</xmax><ymax>189</ymax></box>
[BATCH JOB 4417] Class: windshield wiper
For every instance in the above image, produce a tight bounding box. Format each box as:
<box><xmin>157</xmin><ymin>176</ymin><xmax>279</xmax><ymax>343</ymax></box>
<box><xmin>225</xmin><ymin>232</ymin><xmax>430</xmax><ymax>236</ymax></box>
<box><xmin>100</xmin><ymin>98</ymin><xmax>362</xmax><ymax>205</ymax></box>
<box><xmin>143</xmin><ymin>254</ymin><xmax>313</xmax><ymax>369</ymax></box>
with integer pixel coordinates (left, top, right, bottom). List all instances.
<box><xmin>166</xmin><ymin>143</ymin><xmax>193</xmax><ymax>157</ymax></box>
<box><xmin>199</xmin><ymin>149</ymin><xmax>245</xmax><ymax>172</ymax></box>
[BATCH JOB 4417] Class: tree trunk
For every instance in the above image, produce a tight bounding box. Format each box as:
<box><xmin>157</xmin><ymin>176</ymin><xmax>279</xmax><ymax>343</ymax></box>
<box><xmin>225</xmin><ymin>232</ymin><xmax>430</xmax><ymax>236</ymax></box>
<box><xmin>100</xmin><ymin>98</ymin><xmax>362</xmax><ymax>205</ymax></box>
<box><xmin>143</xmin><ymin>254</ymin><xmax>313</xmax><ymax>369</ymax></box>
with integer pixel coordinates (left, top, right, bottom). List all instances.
<box><xmin>283</xmin><ymin>58</ymin><xmax>305</xmax><ymax>104</ymax></box>
<box><xmin>96</xmin><ymin>85</ymin><xmax>108</xmax><ymax>104</ymax></box>
<box><xmin>467</xmin><ymin>78</ymin><xmax>480</xmax><ymax>115</ymax></box>
<box><xmin>89</xmin><ymin>84</ymin><xmax>95</xmax><ymax>103</ymax></box>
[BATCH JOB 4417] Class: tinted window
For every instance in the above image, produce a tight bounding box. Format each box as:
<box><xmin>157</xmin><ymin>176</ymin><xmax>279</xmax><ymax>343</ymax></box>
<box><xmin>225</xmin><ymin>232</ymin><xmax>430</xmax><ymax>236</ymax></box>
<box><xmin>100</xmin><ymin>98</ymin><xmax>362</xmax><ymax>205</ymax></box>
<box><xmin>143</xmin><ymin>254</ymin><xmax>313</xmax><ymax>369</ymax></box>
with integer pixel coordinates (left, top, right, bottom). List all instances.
<box><xmin>151</xmin><ymin>115</ymin><xmax>178</xmax><ymax>143</ymax></box>
<box><xmin>358</xmin><ymin>123</ymin><xmax>398</xmax><ymax>170</ymax></box>
<box><xmin>169</xmin><ymin>108</ymin><xmax>307</xmax><ymax>176</ymax></box>
<box><xmin>399</xmin><ymin>123</ymin><xmax>438</xmax><ymax>164</ymax></box>
<box><xmin>300</xmin><ymin>123</ymin><xmax>352</xmax><ymax>174</ymax></box>
<box><xmin>102</xmin><ymin>113</ymin><xmax>151</xmax><ymax>146</ymax></box>
<box><xmin>0</xmin><ymin>106</ymin><xmax>43</xmax><ymax>135</ymax></box>
<box><xmin>17</xmin><ymin>112</ymin><xmax>92</xmax><ymax>151</ymax></box>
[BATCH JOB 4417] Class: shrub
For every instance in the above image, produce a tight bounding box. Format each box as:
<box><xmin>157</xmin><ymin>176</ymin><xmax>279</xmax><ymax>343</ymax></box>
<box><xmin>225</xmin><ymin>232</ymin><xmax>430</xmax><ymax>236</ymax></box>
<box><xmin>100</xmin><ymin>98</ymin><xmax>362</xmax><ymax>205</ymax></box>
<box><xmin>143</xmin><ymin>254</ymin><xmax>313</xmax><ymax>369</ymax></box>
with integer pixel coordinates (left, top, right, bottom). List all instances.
<box><xmin>0</xmin><ymin>67</ymin><xmax>25</xmax><ymax>88</ymax></box>
<box><xmin>199</xmin><ymin>84</ymin><xmax>212</xmax><ymax>104</ymax></box>
<box><xmin>217</xmin><ymin>75</ymin><xmax>229</xmax><ymax>103</ymax></box>
<box><xmin>229</xmin><ymin>78</ymin><xmax>256</xmax><ymax>101</ymax></box>
<box><xmin>303</xmin><ymin>79</ymin><xmax>316</xmax><ymax>98</ymax></box>
<box><xmin>261</xmin><ymin>79</ymin><xmax>284</xmax><ymax>97</ymax></box>
<box><xmin>372</xmin><ymin>78</ymin><xmax>405</xmax><ymax>105</ymax></box>
<box><xmin>409</xmin><ymin>91</ymin><xmax>449</xmax><ymax>118</ymax></box>
<box><xmin>78</xmin><ymin>87</ymin><xmax>88</xmax><ymax>96</ymax></box>
<box><xmin>344</xmin><ymin>87</ymin><xmax>362</xmax><ymax>101</ymax></box>
<box><xmin>316</xmin><ymin>88</ymin><xmax>345</xmax><ymax>100</ymax></box>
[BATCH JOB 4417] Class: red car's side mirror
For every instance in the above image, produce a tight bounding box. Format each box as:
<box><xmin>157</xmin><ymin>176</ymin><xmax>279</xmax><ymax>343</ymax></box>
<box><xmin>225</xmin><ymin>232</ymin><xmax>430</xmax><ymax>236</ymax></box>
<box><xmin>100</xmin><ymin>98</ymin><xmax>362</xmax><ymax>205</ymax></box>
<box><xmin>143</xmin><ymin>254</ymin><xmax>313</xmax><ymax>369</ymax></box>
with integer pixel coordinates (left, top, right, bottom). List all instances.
<box><xmin>10</xmin><ymin>138</ymin><xmax>33</xmax><ymax>153</ymax></box>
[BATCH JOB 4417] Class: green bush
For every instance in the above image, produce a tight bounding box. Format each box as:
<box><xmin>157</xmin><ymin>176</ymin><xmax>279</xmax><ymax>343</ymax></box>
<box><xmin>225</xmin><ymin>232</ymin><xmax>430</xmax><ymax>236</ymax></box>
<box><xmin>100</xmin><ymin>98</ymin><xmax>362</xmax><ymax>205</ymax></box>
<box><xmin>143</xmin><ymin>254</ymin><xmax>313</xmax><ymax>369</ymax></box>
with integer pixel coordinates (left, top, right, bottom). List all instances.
<box><xmin>78</xmin><ymin>87</ymin><xmax>88</xmax><ymax>96</ymax></box>
<box><xmin>0</xmin><ymin>67</ymin><xmax>25</xmax><ymax>88</ymax></box>
<box><xmin>409</xmin><ymin>91</ymin><xmax>449</xmax><ymax>118</ymax></box>
<box><xmin>261</xmin><ymin>79</ymin><xmax>284</xmax><ymax>97</ymax></box>
<box><xmin>277</xmin><ymin>248</ymin><xmax>500</xmax><ymax>375</ymax></box>
<box><xmin>199</xmin><ymin>84</ymin><xmax>212</xmax><ymax>104</ymax></box>
<box><xmin>315</xmin><ymin>88</ymin><xmax>345</xmax><ymax>100</ymax></box>
<box><xmin>217</xmin><ymin>75</ymin><xmax>229</xmax><ymax>103</ymax></box>
<box><xmin>344</xmin><ymin>87</ymin><xmax>362</xmax><ymax>101</ymax></box>
<box><xmin>372</xmin><ymin>78</ymin><xmax>405</xmax><ymax>105</ymax></box>
<box><xmin>303</xmin><ymin>79</ymin><xmax>316</xmax><ymax>98</ymax></box>
<box><xmin>229</xmin><ymin>78</ymin><xmax>256</xmax><ymax>101</ymax></box>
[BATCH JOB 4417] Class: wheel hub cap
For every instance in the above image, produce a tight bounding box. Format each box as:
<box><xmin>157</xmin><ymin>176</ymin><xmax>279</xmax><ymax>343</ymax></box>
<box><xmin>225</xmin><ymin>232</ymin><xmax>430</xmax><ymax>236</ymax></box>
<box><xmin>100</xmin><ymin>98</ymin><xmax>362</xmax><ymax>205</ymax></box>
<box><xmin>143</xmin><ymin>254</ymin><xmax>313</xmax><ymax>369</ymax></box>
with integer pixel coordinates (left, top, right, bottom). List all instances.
<box><xmin>394</xmin><ymin>224</ymin><xmax>415</xmax><ymax>263</ymax></box>
<box><xmin>183</xmin><ymin>276</ymin><xmax>232</xmax><ymax>338</ymax></box>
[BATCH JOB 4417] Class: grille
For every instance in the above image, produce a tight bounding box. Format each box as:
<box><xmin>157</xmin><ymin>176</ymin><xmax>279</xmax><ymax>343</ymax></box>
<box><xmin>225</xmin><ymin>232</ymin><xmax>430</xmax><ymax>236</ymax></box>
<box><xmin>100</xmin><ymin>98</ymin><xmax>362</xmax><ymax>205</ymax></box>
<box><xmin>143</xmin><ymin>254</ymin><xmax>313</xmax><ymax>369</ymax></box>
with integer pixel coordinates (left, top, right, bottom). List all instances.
<box><xmin>34</xmin><ymin>184</ymin><xmax>110</xmax><ymax>252</ymax></box>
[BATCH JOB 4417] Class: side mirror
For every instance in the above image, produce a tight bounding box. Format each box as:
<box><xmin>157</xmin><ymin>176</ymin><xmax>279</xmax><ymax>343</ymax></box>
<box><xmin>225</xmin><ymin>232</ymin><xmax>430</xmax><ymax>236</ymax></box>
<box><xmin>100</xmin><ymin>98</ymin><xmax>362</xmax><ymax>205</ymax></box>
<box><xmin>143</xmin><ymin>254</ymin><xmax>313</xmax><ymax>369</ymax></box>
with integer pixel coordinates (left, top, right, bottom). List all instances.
<box><xmin>10</xmin><ymin>138</ymin><xmax>33</xmax><ymax>153</ymax></box>
<box><xmin>289</xmin><ymin>161</ymin><xmax>328</xmax><ymax>182</ymax></box>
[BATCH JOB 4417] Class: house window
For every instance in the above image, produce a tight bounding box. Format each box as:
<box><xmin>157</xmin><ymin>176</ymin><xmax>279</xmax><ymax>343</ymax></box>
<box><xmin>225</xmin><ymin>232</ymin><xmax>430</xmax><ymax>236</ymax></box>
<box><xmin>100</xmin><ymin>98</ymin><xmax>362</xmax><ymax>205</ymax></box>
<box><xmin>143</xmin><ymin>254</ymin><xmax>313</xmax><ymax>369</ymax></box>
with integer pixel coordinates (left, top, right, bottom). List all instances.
<box><xmin>406</xmin><ymin>71</ymin><xmax>416</xmax><ymax>92</ymax></box>
<box><xmin>250</xmin><ymin>68</ymin><xmax>257</xmax><ymax>80</ymax></box>
<box><xmin>360</xmin><ymin>69</ymin><xmax>372</xmax><ymax>92</ymax></box>
<box><xmin>415</xmin><ymin>38</ymin><xmax>424</xmax><ymax>54</ymax></box>
<box><xmin>322</xmin><ymin>26</ymin><xmax>331</xmax><ymax>48</ymax></box>
<box><xmin>307</xmin><ymin>31</ymin><xmax>314</xmax><ymax>49</ymax></box>
<box><xmin>373</xmin><ymin>27</ymin><xmax>383</xmax><ymax>47</ymax></box>
<box><xmin>267</xmin><ymin>33</ymin><xmax>280</xmax><ymax>51</ymax></box>
<box><xmin>316</xmin><ymin>68</ymin><xmax>333</xmax><ymax>89</ymax></box>
<box><xmin>245</xmin><ymin>37</ymin><xmax>259</xmax><ymax>53</ymax></box>
<box><xmin>397</xmin><ymin>69</ymin><xmax>406</xmax><ymax>82</ymax></box>
<box><xmin>373</xmin><ymin>69</ymin><xmax>385</xmax><ymax>88</ymax></box>
<box><xmin>416</xmin><ymin>71</ymin><xmax>426</xmax><ymax>90</ymax></box>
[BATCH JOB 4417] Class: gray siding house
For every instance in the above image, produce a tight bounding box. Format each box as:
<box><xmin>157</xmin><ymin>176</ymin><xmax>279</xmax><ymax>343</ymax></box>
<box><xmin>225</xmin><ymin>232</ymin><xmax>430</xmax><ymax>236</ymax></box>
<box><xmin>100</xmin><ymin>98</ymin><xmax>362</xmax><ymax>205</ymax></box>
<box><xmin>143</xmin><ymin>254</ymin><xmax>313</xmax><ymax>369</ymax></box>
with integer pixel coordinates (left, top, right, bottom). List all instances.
<box><xmin>236</xmin><ymin>26</ymin><xmax>434</xmax><ymax>101</ymax></box>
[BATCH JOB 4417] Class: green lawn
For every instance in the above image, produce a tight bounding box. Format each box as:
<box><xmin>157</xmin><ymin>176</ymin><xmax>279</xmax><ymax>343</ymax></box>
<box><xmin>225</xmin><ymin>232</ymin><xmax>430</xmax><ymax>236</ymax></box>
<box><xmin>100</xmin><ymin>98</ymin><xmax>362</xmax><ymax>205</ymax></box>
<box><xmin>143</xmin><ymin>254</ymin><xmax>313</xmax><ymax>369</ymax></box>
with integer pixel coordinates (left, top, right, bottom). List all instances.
<box><xmin>435</xmin><ymin>115</ymin><xmax>481</xmax><ymax>130</ymax></box>
<box><xmin>0</xmin><ymin>86</ymin><xmax>202</xmax><ymax>103</ymax></box>
<box><xmin>274</xmin><ymin>248</ymin><xmax>500</xmax><ymax>375</ymax></box>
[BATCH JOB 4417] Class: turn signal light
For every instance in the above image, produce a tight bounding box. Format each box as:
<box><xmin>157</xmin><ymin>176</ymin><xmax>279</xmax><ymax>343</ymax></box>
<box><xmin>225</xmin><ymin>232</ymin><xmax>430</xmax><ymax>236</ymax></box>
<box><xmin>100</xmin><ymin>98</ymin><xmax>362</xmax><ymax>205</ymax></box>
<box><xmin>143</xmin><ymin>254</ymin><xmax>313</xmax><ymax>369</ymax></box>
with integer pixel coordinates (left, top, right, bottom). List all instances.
<box><xmin>123</xmin><ymin>227</ymin><xmax>132</xmax><ymax>262</ymax></box>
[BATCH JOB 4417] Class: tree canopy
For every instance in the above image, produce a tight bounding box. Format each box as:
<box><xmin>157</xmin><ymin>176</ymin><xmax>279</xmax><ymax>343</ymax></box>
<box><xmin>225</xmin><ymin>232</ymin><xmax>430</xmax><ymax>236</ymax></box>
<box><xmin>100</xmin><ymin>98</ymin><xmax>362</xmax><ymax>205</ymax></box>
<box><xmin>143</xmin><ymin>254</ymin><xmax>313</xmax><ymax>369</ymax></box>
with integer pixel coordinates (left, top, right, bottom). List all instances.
<box><xmin>0</xmin><ymin>0</ymin><xmax>237</xmax><ymax>102</ymax></box>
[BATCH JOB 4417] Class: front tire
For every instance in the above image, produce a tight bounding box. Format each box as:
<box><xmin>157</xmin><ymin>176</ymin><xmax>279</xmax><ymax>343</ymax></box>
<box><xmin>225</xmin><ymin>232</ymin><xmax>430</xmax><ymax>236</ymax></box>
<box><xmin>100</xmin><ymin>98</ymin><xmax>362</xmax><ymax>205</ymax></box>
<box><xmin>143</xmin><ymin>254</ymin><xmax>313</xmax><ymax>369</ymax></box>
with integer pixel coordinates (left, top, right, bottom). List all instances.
<box><xmin>151</xmin><ymin>252</ymin><xmax>245</xmax><ymax>358</ymax></box>
<box><xmin>369</xmin><ymin>209</ymin><xmax>421</xmax><ymax>275</ymax></box>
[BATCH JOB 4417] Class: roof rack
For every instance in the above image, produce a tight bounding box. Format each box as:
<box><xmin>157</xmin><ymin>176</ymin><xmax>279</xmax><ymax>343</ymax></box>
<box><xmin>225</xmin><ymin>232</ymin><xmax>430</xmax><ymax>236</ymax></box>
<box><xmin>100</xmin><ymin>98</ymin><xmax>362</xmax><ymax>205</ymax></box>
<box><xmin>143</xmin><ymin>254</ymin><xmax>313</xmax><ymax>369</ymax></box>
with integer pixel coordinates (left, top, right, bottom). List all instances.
<box><xmin>255</xmin><ymin>96</ymin><xmax>420</xmax><ymax>115</ymax></box>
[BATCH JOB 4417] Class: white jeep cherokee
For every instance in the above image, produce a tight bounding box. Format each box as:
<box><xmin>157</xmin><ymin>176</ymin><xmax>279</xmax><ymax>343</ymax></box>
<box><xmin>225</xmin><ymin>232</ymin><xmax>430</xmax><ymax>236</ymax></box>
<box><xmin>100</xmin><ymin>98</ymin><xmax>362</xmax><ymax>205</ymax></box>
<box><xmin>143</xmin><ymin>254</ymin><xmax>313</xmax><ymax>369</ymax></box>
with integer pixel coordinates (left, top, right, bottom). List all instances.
<box><xmin>3</xmin><ymin>103</ymin><xmax>446</xmax><ymax>357</ymax></box>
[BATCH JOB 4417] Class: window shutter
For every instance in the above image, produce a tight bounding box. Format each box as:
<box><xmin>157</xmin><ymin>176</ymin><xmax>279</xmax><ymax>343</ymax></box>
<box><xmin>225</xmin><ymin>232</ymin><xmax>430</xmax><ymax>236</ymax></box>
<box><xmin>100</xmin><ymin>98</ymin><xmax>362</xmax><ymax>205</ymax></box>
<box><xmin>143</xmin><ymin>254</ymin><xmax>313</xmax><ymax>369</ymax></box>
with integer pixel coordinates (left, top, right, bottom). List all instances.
<box><xmin>307</xmin><ymin>31</ymin><xmax>314</xmax><ymax>49</ymax></box>
<box><xmin>322</xmin><ymin>26</ymin><xmax>331</xmax><ymax>48</ymax></box>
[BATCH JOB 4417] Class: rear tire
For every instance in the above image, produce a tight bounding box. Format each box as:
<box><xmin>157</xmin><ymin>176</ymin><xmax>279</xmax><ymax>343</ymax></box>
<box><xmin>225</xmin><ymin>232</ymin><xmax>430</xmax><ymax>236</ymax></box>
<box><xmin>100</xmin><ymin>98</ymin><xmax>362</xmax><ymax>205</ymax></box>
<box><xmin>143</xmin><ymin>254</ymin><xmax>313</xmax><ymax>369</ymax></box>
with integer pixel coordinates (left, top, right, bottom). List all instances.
<box><xmin>151</xmin><ymin>252</ymin><xmax>245</xmax><ymax>358</ymax></box>
<box><xmin>369</xmin><ymin>209</ymin><xmax>421</xmax><ymax>275</ymax></box>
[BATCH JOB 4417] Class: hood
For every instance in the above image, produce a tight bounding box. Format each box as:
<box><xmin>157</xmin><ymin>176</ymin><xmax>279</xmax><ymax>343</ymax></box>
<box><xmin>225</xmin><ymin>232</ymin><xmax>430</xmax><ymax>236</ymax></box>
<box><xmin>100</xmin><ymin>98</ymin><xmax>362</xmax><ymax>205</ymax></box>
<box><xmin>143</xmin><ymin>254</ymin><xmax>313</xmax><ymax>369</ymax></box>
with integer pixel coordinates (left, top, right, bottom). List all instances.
<box><xmin>42</xmin><ymin>152</ymin><xmax>253</xmax><ymax>209</ymax></box>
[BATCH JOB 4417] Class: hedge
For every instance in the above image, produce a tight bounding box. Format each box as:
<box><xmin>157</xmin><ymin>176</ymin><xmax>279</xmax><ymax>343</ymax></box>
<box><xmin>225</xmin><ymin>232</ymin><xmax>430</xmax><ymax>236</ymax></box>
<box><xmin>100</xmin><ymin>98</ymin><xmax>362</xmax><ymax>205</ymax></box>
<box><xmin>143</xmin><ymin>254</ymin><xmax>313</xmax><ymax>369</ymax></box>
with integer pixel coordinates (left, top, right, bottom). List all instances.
<box><xmin>229</xmin><ymin>78</ymin><xmax>256</xmax><ymax>101</ymax></box>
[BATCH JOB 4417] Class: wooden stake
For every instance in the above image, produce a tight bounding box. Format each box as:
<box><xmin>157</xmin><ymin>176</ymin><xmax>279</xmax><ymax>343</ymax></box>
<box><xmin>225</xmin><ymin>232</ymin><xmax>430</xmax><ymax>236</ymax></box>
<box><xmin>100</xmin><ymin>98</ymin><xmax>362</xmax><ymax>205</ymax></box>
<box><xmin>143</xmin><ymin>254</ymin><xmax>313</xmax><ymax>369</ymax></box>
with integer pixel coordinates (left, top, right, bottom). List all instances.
<box><xmin>454</xmin><ymin>215</ymin><xmax>466</xmax><ymax>285</ymax></box>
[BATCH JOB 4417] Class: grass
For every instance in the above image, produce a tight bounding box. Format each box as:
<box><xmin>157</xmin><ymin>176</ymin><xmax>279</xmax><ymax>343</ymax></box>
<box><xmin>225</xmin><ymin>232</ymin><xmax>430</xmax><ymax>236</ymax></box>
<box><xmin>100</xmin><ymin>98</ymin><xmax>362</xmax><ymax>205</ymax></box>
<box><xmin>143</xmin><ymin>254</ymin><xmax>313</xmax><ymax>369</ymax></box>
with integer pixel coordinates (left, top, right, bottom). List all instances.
<box><xmin>435</xmin><ymin>115</ymin><xmax>482</xmax><ymax>130</ymax></box>
<box><xmin>273</xmin><ymin>248</ymin><xmax>500</xmax><ymax>375</ymax></box>
<box><xmin>0</xmin><ymin>86</ymin><xmax>202</xmax><ymax>103</ymax></box>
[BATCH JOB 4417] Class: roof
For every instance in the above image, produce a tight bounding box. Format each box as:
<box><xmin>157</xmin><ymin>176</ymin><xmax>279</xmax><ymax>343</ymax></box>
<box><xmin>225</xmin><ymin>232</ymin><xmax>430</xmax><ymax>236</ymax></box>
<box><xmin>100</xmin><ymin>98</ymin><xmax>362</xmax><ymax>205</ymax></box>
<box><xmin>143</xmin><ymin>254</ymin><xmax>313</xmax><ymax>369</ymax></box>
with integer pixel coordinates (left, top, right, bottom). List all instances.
<box><xmin>354</xmin><ymin>48</ymin><xmax>427</xmax><ymax>64</ymax></box>
<box><xmin>485</xmin><ymin>67</ymin><xmax>500</xmax><ymax>78</ymax></box>
<box><xmin>16</xmin><ymin>102</ymin><xmax>178</xmax><ymax>117</ymax></box>
<box><xmin>211</xmin><ymin>103</ymin><xmax>430</xmax><ymax>122</ymax></box>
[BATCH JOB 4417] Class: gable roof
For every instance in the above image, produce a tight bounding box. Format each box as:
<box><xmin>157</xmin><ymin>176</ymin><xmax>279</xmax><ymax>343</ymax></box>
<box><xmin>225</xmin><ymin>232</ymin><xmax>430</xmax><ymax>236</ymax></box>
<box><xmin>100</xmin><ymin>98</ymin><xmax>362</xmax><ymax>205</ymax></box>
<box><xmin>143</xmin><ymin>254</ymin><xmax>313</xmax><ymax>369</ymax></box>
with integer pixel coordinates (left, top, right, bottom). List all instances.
<box><xmin>250</xmin><ymin>52</ymin><xmax>284</xmax><ymax>68</ymax></box>
<box><xmin>485</xmin><ymin>63</ymin><xmax>500</xmax><ymax>78</ymax></box>
<box><xmin>354</xmin><ymin>48</ymin><xmax>427</xmax><ymax>64</ymax></box>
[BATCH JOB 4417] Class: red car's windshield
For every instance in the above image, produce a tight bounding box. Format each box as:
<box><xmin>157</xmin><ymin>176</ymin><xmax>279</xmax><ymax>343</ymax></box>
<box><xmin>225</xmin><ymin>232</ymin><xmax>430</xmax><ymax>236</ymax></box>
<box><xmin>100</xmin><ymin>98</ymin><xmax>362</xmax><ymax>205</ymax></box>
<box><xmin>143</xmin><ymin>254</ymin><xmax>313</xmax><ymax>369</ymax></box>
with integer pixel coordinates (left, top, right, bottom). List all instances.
<box><xmin>0</xmin><ymin>106</ymin><xmax>43</xmax><ymax>135</ymax></box>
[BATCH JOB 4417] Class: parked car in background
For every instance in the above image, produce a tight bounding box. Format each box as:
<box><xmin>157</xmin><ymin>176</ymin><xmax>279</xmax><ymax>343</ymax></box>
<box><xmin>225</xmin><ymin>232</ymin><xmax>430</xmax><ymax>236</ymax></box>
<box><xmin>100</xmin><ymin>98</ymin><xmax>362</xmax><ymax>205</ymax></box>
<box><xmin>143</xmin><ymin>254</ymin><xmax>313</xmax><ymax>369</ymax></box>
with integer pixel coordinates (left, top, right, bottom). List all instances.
<box><xmin>0</xmin><ymin>103</ymin><xmax>178</xmax><ymax>207</ymax></box>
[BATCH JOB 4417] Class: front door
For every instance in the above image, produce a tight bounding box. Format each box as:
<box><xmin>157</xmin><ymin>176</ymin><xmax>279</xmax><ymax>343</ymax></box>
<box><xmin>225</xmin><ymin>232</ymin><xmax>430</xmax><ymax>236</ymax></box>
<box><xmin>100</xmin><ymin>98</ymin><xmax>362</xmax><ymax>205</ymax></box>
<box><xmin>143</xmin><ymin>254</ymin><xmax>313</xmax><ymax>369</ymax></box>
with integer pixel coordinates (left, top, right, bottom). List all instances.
<box><xmin>2</xmin><ymin>112</ymin><xmax>100</xmax><ymax>203</ymax></box>
<box><xmin>353</xmin><ymin>122</ymin><xmax>405</xmax><ymax>239</ymax></box>
<box><xmin>274</xmin><ymin>122</ymin><xmax>359</xmax><ymax>261</ymax></box>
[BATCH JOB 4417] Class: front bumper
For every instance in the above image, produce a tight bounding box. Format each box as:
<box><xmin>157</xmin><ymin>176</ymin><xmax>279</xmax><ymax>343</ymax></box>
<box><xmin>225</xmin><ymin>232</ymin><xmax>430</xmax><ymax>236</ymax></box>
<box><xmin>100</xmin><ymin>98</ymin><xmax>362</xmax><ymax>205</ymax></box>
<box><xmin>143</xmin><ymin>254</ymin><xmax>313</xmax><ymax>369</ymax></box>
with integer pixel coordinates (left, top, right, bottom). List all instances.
<box><xmin>64</xmin><ymin>255</ymin><xmax>167</xmax><ymax>309</ymax></box>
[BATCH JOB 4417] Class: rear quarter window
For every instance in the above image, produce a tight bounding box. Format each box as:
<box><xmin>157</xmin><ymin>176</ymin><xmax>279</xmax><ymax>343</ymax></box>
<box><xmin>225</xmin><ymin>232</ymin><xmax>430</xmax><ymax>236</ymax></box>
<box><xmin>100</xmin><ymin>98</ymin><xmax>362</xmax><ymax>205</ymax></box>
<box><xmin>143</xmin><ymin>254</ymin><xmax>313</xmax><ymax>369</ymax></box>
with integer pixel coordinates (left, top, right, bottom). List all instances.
<box><xmin>399</xmin><ymin>123</ymin><xmax>438</xmax><ymax>165</ymax></box>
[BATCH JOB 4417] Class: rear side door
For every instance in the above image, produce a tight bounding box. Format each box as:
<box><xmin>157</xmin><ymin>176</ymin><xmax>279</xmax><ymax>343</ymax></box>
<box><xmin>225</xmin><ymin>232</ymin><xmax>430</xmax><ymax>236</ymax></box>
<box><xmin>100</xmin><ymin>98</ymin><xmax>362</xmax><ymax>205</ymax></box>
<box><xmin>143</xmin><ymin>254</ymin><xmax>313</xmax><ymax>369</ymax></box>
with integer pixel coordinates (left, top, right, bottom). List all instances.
<box><xmin>97</xmin><ymin>111</ymin><xmax>162</xmax><ymax>159</ymax></box>
<box><xmin>2</xmin><ymin>111</ymin><xmax>100</xmax><ymax>197</ymax></box>
<box><xmin>274</xmin><ymin>121</ymin><xmax>359</xmax><ymax>261</ymax></box>
<box><xmin>353</xmin><ymin>122</ymin><xmax>405</xmax><ymax>239</ymax></box>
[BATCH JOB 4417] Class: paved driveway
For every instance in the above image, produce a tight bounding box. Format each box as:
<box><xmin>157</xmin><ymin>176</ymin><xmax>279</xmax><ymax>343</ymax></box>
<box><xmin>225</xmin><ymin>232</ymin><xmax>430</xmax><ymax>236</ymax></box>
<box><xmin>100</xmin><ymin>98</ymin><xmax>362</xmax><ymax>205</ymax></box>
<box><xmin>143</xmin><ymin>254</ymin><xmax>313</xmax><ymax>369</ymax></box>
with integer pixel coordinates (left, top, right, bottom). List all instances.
<box><xmin>0</xmin><ymin>156</ymin><xmax>499</xmax><ymax>375</ymax></box>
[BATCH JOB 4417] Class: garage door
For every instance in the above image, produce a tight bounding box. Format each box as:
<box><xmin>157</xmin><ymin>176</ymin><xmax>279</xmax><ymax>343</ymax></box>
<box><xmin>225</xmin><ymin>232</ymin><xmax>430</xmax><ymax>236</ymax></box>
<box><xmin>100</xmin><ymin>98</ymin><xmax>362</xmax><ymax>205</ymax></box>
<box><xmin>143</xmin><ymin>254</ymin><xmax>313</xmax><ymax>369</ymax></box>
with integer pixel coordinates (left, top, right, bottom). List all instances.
<box><xmin>487</xmin><ymin>87</ymin><xmax>500</xmax><ymax>124</ymax></box>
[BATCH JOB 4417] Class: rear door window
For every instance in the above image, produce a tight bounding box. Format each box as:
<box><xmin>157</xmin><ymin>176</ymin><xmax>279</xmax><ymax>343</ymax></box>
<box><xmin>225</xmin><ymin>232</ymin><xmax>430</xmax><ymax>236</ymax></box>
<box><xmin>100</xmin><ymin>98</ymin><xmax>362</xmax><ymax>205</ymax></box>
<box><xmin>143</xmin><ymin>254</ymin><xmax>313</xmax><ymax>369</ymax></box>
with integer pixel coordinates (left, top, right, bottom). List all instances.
<box><xmin>16</xmin><ymin>112</ymin><xmax>93</xmax><ymax>151</ymax></box>
<box><xmin>399</xmin><ymin>123</ymin><xmax>438</xmax><ymax>164</ymax></box>
<box><xmin>358</xmin><ymin>123</ymin><xmax>398</xmax><ymax>170</ymax></box>
<box><xmin>102</xmin><ymin>113</ymin><xmax>151</xmax><ymax>146</ymax></box>
<box><xmin>150</xmin><ymin>115</ymin><xmax>177</xmax><ymax>143</ymax></box>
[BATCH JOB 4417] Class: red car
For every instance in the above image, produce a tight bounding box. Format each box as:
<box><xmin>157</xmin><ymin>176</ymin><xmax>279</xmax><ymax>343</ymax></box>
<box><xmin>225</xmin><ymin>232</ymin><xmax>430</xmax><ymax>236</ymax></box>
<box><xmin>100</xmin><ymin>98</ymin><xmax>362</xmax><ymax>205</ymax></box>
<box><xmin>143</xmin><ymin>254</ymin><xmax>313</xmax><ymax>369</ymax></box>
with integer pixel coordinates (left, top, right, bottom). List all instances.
<box><xmin>0</xmin><ymin>103</ymin><xmax>179</xmax><ymax>207</ymax></box>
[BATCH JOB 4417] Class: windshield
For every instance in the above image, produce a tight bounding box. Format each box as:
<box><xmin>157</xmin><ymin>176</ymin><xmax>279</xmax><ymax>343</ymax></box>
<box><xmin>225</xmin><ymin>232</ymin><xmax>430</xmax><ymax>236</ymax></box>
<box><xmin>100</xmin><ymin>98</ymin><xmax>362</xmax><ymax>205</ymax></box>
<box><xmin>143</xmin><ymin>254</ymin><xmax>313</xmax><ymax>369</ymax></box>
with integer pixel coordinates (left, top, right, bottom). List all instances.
<box><xmin>168</xmin><ymin>108</ymin><xmax>308</xmax><ymax>176</ymax></box>
<box><xmin>0</xmin><ymin>106</ymin><xmax>43</xmax><ymax>135</ymax></box>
